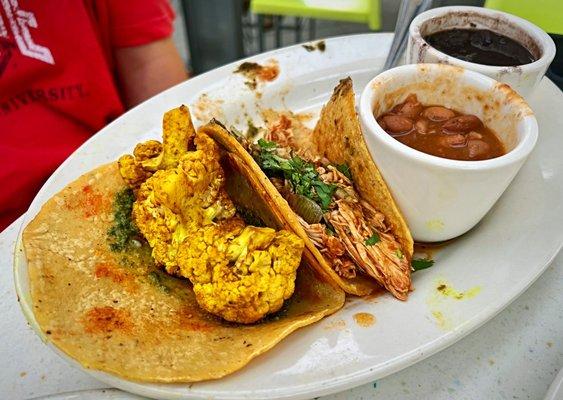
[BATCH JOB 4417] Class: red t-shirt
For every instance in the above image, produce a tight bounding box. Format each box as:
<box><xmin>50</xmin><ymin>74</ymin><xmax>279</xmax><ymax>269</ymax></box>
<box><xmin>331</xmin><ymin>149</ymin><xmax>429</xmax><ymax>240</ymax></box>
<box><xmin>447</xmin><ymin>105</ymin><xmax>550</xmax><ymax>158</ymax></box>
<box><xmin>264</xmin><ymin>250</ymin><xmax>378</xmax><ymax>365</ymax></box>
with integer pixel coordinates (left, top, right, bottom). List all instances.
<box><xmin>0</xmin><ymin>0</ymin><xmax>175</xmax><ymax>231</ymax></box>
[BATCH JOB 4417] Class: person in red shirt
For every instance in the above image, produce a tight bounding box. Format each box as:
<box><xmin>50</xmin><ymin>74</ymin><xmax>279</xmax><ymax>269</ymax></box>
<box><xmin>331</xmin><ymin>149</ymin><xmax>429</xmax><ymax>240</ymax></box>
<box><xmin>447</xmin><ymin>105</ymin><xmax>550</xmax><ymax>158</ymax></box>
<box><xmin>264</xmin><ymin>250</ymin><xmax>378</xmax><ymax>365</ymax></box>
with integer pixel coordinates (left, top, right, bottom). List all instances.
<box><xmin>0</xmin><ymin>0</ymin><xmax>187</xmax><ymax>231</ymax></box>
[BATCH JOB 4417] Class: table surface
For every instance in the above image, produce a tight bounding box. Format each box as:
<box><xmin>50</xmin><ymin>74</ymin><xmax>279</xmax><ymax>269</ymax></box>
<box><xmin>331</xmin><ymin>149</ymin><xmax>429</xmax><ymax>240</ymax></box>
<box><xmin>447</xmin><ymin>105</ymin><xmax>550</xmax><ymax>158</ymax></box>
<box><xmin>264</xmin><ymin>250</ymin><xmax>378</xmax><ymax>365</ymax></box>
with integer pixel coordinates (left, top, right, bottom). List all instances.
<box><xmin>2</xmin><ymin>213</ymin><xmax>561</xmax><ymax>400</ymax></box>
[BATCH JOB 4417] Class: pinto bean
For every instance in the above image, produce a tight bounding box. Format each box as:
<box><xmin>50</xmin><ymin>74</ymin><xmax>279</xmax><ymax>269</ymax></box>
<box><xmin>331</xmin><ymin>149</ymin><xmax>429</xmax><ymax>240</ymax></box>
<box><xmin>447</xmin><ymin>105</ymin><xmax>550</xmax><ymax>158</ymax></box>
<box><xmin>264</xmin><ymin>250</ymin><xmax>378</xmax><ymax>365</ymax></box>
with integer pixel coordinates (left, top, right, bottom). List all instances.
<box><xmin>468</xmin><ymin>131</ymin><xmax>483</xmax><ymax>140</ymax></box>
<box><xmin>381</xmin><ymin>115</ymin><xmax>413</xmax><ymax>134</ymax></box>
<box><xmin>468</xmin><ymin>140</ymin><xmax>490</xmax><ymax>158</ymax></box>
<box><xmin>443</xmin><ymin>115</ymin><xmax>483</xmax><ymax>134</ymax></box>
<box><xmin>422</xmin><ymin>106</ymin><xmax>455</xmax><ymax>121</ymax></box>
<box><xmin>394</xmin><ymin>95</ymin><xmax>423</xmax><ymax>118</ymax></box>
<box><xmin>376</xmin><ymin>117</ymin><xmax>387</xmax><ymax>130</ymax></box>
<box><xmin>440</xmin><ymin>134</ymin><xmax>467</xmax><ymax>148</ymax></box>
<box><xmin>415</xmin><ymin>119</ymin><xmax>429</xmax><ymax>134</ymax></box>
<box><xmin>398</xmin><ymin>102</ymin><xmax>423</xmax><ymax>119</ymax></box>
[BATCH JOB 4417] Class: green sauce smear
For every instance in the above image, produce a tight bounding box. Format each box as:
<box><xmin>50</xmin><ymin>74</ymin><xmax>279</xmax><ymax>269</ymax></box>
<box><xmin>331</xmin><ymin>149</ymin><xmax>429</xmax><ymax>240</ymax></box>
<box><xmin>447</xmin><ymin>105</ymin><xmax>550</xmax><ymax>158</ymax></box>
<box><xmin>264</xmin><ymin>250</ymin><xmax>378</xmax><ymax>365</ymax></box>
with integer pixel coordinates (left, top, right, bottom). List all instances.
<box><xmin>107</xmin><ymin>188</ymin><xmax>139</xmax><ymax>252</ymax></box>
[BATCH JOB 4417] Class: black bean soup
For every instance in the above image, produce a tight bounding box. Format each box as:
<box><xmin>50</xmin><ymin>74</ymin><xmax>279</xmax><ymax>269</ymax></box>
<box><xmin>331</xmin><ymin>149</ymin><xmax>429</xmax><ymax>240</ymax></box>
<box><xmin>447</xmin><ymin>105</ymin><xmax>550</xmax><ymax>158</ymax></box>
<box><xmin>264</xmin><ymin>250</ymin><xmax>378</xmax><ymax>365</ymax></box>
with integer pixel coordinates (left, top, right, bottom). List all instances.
<box><xmin>424</xmin><ymin>29</ymin><xmax>536</xmax><ymax>66</ymax></box>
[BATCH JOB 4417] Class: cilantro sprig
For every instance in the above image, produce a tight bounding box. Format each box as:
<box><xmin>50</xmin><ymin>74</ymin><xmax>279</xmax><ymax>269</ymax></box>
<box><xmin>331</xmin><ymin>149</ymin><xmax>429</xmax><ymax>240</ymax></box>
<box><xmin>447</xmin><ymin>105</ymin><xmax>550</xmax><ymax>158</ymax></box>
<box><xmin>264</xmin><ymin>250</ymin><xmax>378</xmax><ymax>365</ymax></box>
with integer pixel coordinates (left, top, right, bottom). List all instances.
<box><xmin>257</xmin><ymin>138</ymin><xmax>276</xmax><ymax>149</ymax></box>
<box><xmin>365</xmin><ymin>233</ymin><xmax>380</xmax><ymax>246</ymax></box>
<box><xmin>412</xmin><ymin>258</ymin><xmax>434</xmax><ymax>271</ymax></box>
<box><xmin>255</xmin><ymin>139</ymin><xmax>337</xmax><ymax>210</ymax></box>
<box><xmin>335</xmin><ymin>163</ymin><xmax>352</xmax><ymax>180</ymax></box>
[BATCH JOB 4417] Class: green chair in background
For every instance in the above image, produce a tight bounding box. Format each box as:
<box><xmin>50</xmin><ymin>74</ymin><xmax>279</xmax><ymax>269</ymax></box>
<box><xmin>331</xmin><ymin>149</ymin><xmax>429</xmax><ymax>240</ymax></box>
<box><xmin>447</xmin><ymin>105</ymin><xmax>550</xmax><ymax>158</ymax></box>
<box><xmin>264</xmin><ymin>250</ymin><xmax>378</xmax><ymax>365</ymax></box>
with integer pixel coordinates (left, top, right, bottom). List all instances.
<box><xmin>250</xmin><ymin>0</ymin><xmax>381</xmax><ymax>51</ymax></box>
<box><xmin>484</xmin><ymin>0</ymin><xmax>563</xmax><ymax>35</ymax></box>
<box><xmin>485</xmin><ymin>0</ymin><xmax>563</xmax><ymax>89</ymax></box>
<box><xmin>251</xmin><ymin>0</ymin><xmax>380</xmax><ymax>30</ymax></box>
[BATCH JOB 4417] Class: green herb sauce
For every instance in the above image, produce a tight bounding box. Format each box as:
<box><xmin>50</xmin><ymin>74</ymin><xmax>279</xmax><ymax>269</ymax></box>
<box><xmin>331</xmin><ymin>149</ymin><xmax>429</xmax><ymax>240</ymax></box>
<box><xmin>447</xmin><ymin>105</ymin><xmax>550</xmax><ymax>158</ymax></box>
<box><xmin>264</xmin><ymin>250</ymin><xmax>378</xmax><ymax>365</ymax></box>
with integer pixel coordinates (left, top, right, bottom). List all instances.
<box><xmin>147</xmin><ymin>270</ymin><xmax>171</xmax><ymax>294</ymax></box>
<box><xmin>107</xmin><ymin>188</ymin><xmax>139</xmax><ymax>252</ymax></box>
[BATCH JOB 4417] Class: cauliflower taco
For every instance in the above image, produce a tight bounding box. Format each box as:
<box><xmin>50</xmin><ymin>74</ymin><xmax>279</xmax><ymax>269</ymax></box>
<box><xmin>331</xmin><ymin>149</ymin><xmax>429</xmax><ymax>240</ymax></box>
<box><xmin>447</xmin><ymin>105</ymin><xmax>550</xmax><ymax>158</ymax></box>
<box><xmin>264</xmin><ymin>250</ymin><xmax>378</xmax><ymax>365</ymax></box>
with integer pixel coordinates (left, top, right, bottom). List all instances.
<box><xmin>22</xmin><ymin>106</ymin><xmax>344</xmax><ymax>382</ymax></box>
<box><xmin>209</xmin><ymin>78</ymin><xmax>414</xmax><ymax>298</ymax></box>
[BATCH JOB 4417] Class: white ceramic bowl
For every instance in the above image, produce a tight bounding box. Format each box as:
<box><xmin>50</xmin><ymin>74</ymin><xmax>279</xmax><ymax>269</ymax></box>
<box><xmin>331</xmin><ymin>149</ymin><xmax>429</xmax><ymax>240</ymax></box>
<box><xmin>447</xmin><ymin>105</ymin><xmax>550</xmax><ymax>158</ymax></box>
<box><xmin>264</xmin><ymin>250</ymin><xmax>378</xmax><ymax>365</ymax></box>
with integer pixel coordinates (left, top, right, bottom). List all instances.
<box><xmin>407</xmin><ymin>6</ymin><xmax>556</xmax><ymax>98</ymax></box>
<box><xmin>359</xmin><ymin>63</ymin><xmax>538</xmax><ymax>242</ymax></box>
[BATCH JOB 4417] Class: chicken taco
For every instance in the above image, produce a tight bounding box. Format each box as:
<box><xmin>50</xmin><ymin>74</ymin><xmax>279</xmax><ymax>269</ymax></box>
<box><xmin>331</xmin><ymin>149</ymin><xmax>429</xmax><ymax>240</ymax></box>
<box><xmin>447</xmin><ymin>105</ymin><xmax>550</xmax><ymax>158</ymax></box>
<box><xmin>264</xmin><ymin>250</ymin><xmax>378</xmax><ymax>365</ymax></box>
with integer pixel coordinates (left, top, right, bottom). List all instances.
<box><xmin>22</xmin><ymin>106</ymin><xmax>344</xmax><ymax>382</ymax></box>
<box><xmin>208</xmin><ymin>78</ymin><xmax>414</xmax><ymax>298</ymax></box>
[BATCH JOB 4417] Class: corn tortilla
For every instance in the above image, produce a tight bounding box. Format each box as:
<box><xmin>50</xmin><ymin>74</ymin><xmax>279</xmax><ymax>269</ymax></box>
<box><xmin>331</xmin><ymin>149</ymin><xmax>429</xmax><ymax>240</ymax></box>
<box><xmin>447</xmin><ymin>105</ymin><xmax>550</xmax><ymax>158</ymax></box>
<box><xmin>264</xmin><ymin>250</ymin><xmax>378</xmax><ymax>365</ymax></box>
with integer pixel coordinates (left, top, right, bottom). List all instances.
<box><xmin>23</xmin><ymin>161</ymin><xmax>344</xmax><ymax>383</ymax></box>
<box><xmin>208</xmin><ymin>78</ymin><xmax>413</xmax><ymax>296</ymax></box>
<box><xmin>312</xmin><ymin>77</ymin><xmax>414</xmax><ymax>293</ymax></box>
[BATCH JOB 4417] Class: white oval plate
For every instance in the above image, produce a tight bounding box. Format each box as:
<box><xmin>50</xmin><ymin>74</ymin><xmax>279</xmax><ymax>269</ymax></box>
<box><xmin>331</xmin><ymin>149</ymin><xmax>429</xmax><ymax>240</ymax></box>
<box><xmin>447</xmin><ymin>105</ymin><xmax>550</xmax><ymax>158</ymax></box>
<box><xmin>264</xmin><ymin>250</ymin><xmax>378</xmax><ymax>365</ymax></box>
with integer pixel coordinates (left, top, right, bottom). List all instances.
<box><xmin>14</xmin><ymin>33</ymin><xmax>563</xmax><ymax>400</ymax></box>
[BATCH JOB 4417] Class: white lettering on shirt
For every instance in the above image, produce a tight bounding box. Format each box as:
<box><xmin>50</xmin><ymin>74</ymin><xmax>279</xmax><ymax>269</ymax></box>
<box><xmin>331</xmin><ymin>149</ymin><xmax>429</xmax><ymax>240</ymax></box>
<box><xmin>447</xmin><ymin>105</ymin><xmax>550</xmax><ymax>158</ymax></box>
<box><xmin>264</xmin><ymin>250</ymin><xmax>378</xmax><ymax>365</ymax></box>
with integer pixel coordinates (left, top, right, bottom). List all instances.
<box><xmin>0</xmin><ymin>0</ymin><xmax>54</xmax><ymax>65</ymax></box>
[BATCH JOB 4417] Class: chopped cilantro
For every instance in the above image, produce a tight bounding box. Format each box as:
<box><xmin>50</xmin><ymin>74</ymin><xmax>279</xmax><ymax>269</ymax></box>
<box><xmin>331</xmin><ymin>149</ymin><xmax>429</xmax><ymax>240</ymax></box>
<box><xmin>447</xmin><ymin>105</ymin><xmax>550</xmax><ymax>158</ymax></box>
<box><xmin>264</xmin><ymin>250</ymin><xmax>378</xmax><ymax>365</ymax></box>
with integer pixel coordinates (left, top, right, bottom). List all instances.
<box><xmin>365</xmin><ymin>233</ymin><xmax>380</xmax><ymax>246</ymax></box>
<box><xmin>412</xmin><ymin>258</ymin><xmax>435</xmax><ymax>271</ymax></box>
<box><xmin>336</xmin><ymin>163</ymin><xmax>352</xmax><ymax>180</ymax></box>
<box><xmin>257</xmin><ymin>138</ymin><xmax>277</xmax><ymax>149</ymax></box>
<box><xmin>254</xmin><ymin>141</ymin><xmax>337</xmax><ymax>210</ymax></box>
<box><xmin>395</xmin><ymin>249</ymin><xmax>404</xmax><ymax>259</ymax></box>
<box><xmin>312</xmin><ymin>180</ymin><xmax>337</xmax><ymax>209</ymax></box>
<box><xmin>107</xmin><ymin>188</ymin><xmax>139</xmax><ymax>252</ymax></box>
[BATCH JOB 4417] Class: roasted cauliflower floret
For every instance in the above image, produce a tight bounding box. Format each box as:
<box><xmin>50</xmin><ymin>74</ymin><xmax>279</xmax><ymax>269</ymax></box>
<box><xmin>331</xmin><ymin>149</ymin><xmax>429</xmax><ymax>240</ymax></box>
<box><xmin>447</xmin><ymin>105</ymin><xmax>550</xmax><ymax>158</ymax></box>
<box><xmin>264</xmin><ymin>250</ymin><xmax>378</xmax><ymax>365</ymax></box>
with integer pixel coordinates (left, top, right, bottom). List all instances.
<box><xmin>132</xmin><ymin>132</ymin><xmax>235</xmax><ymax>270</ymax></box>
<box><xmin>129</xmin><ymin>122</ymin><xmax>304</xmax><ymax>324</ymax></box>
<box><xmin>133</xmin><ymin>169</ymin><xmax>187</xmax><ymax>271</ymax></box>
<box><xmin>118</xmin><ymin>154</ymin><xmax>151</xmax><ymax>188</ymax></box>
<box><xmin>118</xmin><ymin>105</ymin><xmax>196</xmax><ymax>188</ymax></box>
<box><xmin>133</xmin><ymin>140</ymin><xmax>163</xmax><ymax>171</ymax></box>
<box><xmin>178</xmin><ymin>226</ymin><xmax>303</xmax><ymax>324</ymax></box>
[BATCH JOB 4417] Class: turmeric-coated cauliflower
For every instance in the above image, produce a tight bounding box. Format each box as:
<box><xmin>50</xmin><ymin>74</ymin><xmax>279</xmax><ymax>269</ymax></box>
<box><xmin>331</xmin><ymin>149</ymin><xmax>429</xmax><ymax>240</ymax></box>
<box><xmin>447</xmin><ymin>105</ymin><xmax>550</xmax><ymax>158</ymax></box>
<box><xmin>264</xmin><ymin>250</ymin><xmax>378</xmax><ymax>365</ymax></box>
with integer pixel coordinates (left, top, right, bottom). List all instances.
<box><xmin>178</xmin><ymin>225</ymin><xmax>303</xmax><ymax>323</ymax></box>
<box><xmin>128</xmin><ymin>110</ymin><xmax>304</xmax><ymax>324</ymax></box>
<box><xmin>118</xmin><ymin>106</ymin><xmax>196</xmax><ymax>188</ymax></box>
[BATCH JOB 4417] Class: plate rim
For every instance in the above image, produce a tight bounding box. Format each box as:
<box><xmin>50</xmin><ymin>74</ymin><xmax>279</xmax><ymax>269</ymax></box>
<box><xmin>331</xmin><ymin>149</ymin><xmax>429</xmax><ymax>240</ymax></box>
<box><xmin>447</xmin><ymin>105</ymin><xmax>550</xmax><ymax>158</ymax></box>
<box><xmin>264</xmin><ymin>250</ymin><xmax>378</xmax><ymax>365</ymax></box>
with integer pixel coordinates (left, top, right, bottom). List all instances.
<box><xmin>13</xmin><ymin>32</ymin><xmax>563</xmax><ymax>400</ymax></box>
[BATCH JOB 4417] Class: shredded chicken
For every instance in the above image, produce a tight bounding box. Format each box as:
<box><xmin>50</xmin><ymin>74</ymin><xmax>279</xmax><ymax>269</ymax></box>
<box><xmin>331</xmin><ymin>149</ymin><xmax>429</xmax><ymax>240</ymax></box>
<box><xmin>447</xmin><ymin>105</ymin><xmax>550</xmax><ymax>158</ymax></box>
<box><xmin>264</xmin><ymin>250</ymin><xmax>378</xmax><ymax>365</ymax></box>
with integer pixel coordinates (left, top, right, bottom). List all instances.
<box><xmin>263</xmin><ymin>110</ymin><xmax>319</xmax><ymax>159</ymax></box>
<box><xmin>243</xmin><ymin>111</ymin><xmax>411</xmax><ymax>299</ymax></box>
<box><xmin>298</xmin><ymin>216</ymin><xmax>357</xmax><ymax>280</ymax></box>
<box><xmin>316</xmin><ymin>165</ymin><xmax>410</xmax><ymax>299</ymax></box>
<box><xmin>326</xmin><ymin>201</ymin><xmax>410</xmax><ymax>300</ymax></box>
<box><xmin>266</xmin><ymin>115</ymin><xmax>293</xmax><ymax>146</ymax></box>
<box><xmin>333</xmin><ymin>258</ymin><xmax>357</xmax><ymax>280</ymax></box>
<box><xmin>317</xmin><ymin>165</ymin><xmax>350</xmax><ymax>186</ymax></box>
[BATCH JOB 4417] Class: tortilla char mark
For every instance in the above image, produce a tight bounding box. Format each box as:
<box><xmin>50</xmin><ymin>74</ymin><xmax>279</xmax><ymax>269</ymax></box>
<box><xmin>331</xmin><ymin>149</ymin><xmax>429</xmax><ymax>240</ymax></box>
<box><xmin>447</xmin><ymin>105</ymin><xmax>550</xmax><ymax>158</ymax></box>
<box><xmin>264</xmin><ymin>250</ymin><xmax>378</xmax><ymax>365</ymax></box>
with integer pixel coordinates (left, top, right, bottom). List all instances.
<box><xmin>65</xmin><ymin>184</ymin><xmax>110</xmax><ymax>218</ymax></box>
<box><xmin>83</xmin><ymin>306</ymin><xmax>133</xmax><ymax>334</ymax></box>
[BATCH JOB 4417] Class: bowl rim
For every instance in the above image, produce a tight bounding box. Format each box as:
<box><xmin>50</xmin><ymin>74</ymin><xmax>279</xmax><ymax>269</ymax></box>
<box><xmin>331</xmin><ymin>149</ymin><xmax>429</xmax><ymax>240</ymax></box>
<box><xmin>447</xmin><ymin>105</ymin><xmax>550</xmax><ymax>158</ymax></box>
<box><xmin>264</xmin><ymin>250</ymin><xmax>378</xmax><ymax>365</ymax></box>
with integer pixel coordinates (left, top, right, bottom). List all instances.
<box><xmin>359</xmin><ymin>63</ymin><xmax>538</xmax><ymax>171</ymax></box>
<box><xmin>409</xmin><ymin>5</ymin><xmax>556</xmax><ymax>73</ymax></box>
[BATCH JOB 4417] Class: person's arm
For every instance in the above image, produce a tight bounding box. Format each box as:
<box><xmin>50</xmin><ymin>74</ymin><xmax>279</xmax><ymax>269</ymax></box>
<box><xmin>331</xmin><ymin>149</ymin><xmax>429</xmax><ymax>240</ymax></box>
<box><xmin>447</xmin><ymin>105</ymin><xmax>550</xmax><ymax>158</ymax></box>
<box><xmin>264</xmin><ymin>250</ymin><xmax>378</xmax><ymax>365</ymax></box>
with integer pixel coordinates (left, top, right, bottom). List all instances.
<box><xmin>114</xmin><ymin>37</ymin><xmax>187</xmax><ymax>108</ymax></box>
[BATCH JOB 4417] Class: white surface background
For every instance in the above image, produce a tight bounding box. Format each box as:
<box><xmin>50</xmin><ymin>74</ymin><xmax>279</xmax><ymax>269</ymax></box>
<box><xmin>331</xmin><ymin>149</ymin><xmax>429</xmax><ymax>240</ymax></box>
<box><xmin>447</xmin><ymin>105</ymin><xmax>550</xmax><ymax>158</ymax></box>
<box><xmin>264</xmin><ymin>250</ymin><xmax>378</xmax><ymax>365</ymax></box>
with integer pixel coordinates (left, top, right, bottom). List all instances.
<box><xmin>1</xmin><ymin>216</ymin><xmax>561</xmax><ymax>399</ymax></box>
